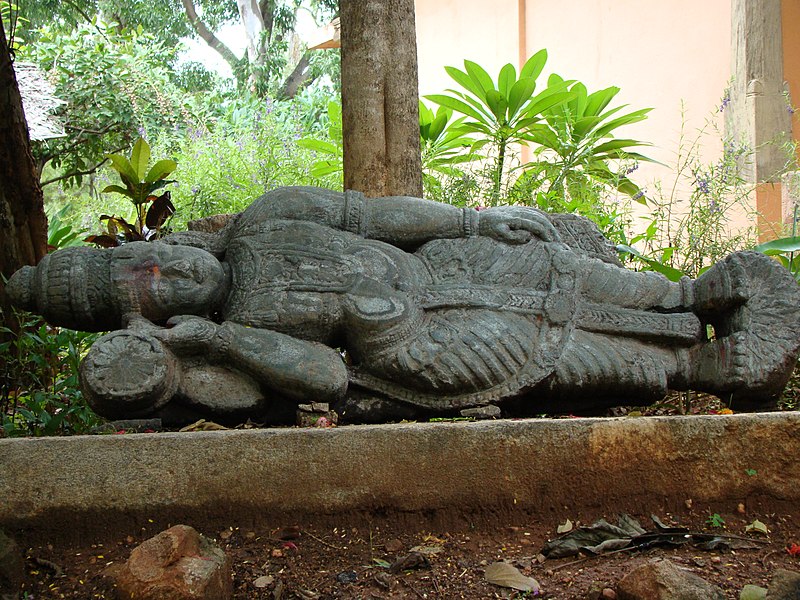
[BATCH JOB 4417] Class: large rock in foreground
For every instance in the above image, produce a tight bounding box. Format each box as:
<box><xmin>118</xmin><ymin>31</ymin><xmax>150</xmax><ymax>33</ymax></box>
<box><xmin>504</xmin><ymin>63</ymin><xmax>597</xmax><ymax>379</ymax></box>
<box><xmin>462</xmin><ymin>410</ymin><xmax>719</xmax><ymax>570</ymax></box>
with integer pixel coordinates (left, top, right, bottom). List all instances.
<box><xmin>112</xmin><ymin>524</ymin><xmax>231</xmax><ymax>600</ymax></box>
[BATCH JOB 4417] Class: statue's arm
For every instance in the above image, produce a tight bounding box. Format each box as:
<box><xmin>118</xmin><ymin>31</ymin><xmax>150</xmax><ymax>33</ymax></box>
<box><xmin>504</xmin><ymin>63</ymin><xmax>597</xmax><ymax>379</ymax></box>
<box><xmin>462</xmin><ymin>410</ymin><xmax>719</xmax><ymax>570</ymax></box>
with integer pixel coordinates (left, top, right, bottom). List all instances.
<box><xmin>151</xmin><ymin>316</ymin><xmax>347</xmax><ymax>402</ymax></box>
<box><xmin>250</xmin><ymin>186</ymin><xmax>559</xmax><ymax>249</ymax></box>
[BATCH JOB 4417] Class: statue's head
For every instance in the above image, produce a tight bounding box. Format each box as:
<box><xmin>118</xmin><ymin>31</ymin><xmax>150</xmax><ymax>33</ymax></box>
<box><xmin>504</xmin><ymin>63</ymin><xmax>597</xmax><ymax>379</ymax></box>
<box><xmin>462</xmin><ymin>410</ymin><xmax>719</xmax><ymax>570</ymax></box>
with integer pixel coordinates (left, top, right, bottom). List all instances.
<box><xmin>6</xmin><ymin>242</ymin><xmax>227</xmax><ymax>331</ymax></box>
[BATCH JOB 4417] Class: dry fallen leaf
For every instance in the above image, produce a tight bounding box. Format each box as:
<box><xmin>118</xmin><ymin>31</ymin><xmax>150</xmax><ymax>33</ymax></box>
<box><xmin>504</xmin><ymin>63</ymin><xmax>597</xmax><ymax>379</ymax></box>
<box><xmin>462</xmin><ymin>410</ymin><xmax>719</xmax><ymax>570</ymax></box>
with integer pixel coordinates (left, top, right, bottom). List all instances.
<box><xmin>556</xmin><ymin>519</ymin><xmax>573</xmax><ymax>534</ymax></box>
<box><xmin>745</xmin><ymin>519</ymin><xmax>769</xmax><ymax>535</ymax></box>
<box><xmin>484</xmin><ymin>561</ymin><xmax>541</xmax><ymax>593</ymax></box>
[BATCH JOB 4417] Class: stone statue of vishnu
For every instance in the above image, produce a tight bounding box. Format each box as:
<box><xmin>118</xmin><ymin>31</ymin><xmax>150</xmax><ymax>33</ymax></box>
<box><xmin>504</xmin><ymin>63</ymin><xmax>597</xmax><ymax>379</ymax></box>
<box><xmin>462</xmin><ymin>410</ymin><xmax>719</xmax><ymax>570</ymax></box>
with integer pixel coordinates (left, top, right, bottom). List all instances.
<box><xmin>7</xmin><ymin>187</ymin><xmax>800</xmax><ymax>423</ymax></box>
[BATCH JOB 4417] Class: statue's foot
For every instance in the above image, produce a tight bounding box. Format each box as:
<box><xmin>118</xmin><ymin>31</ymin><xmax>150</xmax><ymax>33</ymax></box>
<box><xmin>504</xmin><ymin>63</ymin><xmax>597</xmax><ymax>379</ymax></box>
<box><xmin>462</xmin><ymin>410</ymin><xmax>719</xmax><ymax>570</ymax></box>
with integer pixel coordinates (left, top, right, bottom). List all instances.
<box><xmin>690</xmin><ymin>331</ymin><xmax>795</xmax><ymax>408</ymax></box>
<box><xmin>692</xmin><ymin>252</ymin><xmax>751</xmax><ymax>315</ymax></box>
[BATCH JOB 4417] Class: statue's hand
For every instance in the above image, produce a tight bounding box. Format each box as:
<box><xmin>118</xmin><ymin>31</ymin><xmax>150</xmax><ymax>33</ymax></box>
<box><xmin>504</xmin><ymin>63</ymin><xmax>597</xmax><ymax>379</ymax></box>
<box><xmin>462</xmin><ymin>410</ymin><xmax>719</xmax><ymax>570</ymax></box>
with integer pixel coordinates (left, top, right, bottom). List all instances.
<box><xmin>478</xmin><ymin>206</ymin><xmax>559</xmax><ymax>244</ymax></box>
<box><xmin>150</xmin><ymin>315</ymin><xmax>218</xmax><ymax>355</ymax></box>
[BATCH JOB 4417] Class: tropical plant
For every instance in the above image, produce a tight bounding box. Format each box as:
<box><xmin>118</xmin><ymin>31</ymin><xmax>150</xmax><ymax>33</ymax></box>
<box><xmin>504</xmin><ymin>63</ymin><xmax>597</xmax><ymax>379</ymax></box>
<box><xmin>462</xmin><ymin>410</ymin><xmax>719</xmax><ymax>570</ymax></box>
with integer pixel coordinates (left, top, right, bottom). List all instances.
<box><xmin>521</xmin><ymin>75</ymin><xmax>653</xmax><ymax>201</ymax></box>
<box><xmin>84</xmin><ymin>137</ymin><xmax>176</xmax><ymax>247</ymax></box>
<box><xmin>426</xmin><ymin>49</ymin><xmax>573</xmax><ymax>202</ymax></box>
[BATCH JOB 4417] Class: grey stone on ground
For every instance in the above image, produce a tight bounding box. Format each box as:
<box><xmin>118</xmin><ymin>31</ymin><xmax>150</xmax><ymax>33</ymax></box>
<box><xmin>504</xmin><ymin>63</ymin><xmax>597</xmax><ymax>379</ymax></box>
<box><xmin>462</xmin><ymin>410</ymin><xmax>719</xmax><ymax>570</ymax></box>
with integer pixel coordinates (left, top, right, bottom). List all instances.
<box><xmin>740</xmin><ymin>583</ymin><xmax>767</xmax><ymax>599</ymax></box>
<box><xmin>767</xmin><ymin>569</ymin><xmax>800</xmax><ymax>600</ymax></box>
<box><xmin>112</xmin><ymin>524</ymin><xmax>232</xmax><ymax>600</ymax></box>
<box><xmin>0</xmin><ymin>529</ymin><xmax>24</xmax><ymax>600</ymax></box>
<box><xmin>617</xmin><ymin>558</ymin><xmax>725</xmax><ymax>600</ymax></box>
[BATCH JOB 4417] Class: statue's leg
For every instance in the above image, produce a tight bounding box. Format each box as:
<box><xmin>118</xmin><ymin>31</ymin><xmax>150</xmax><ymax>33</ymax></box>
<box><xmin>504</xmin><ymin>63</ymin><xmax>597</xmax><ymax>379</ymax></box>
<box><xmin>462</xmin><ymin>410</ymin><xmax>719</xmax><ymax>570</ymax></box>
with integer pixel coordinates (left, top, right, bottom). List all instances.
<box><xmin>535</xmin><ymin>330</ymin><xmax>678</xmax><ymax>412</ymax></box>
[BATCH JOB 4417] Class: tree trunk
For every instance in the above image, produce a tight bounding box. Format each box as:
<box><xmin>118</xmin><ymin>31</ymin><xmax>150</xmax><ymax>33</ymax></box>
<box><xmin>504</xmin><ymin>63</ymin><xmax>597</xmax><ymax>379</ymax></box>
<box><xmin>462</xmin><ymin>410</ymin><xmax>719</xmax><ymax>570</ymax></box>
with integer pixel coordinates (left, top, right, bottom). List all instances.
<box><xmin>340</xmin><ymin>0</ymin><xmax>422</xmax><ymax>198</ymax></box>
<box><xmin>0</xmin><ymin>18</ymin><xmax>47</xmax><ymax>335</ymax></box>
<box><xmin>237</xmin><ymin>0</ymin><xmax>267</xmax><ymax>91</ymax></box>
<box><xmin>180</xmin><ymin>0</ymin><xmax>241</xmax><ymax>73</ymax></box>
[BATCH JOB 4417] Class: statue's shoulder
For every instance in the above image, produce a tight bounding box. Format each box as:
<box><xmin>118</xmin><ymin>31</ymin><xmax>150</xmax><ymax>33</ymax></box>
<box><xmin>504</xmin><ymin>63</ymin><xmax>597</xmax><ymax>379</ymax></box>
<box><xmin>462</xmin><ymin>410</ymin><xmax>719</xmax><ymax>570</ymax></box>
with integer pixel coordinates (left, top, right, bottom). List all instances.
<box><xmin>548</xmin><ymin>213</ymin><xmax>622</xmax><ymax>266</ymax></box>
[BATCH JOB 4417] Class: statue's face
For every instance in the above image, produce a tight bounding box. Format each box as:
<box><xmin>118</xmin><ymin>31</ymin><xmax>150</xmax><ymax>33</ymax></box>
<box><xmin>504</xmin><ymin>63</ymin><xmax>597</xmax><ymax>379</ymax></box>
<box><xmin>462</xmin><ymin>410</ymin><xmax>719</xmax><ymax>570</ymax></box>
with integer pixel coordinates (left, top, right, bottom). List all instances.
<box><xmin>114</xmin><ymin>243</ymin><xmax>227</xmax><ymax>321</ymax></box>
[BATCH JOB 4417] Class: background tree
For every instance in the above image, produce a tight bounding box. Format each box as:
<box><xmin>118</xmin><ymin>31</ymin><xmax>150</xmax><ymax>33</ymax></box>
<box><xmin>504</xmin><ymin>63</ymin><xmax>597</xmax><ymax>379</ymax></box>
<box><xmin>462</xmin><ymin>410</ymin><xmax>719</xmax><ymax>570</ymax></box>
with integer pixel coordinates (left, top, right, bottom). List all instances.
<box><xmin>0</xmin><ymin>12</ymin><xmax>47</xmax><ymax>335</ymax></box>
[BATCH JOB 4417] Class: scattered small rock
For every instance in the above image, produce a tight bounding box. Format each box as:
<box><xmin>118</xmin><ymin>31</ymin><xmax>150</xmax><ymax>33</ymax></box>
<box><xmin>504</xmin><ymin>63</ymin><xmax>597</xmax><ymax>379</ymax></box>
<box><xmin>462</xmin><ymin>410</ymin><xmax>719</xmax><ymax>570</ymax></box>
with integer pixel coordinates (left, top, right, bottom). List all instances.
<box><xmin>739</xmin><ymin>584</ymin><xmax>767</xmax><ymax>599</ymax></box>
<box><xmin>602</xmin><ymin>588</ymin><xmax>617</xmax><ymax>599</ymax></box>
<box><xmin>767</xmin><ymin>569</ymin><xmax>800</xmax><ymax>600</ymax></box>
<box><xmin>384</xmin><ymin>538</ymin><xmax>404</xmax><ymax>554</ymax></box>
<box><xmin>388</xmin><ymin>551</ymin><xmax>430</xmax><ymax>573</ymax></box>
<box><xmin>335</xmin><ymin>570</ymin><xmax>357</xmax><ymax>584</ymax></box>
<box><xmin>297</xmin><ymin>403</ymin><xmax>338</xmax><ymax>427</ymax></box>
<box><xmin>617</xmin><ymin>558</ymin><xmax>725</xmax><ymax>600</ymax></box>
<box><xmin>112</xmin><ymin>524</ymin><xmax>232</xmax><ymax>600</ymax></box>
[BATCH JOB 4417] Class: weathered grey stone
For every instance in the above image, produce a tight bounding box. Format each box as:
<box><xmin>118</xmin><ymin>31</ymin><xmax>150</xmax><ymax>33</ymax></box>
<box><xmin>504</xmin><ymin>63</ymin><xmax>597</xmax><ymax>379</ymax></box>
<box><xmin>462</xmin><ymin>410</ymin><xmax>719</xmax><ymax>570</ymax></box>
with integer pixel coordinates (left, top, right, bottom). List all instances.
<box><xmin>0</xmin><ymin>530</ymin><xmax>24</xmax><ymax>600</ymax></box>
<box><xmin>740</xmin><ymin>584</ymin><xmax>767</xmax><ymax>600</ymax></box>
<box><xmin>7</xmin><ymin>186</ymin><xmax>800</xmax><ymax>423</ymax></box>
<box><xmin>113</xmin><ymin>525</ymin><xmax>231</xmax><ymax>600</ymax></box>
<box><xmin>767</xmin><ymin>569</ymin><xmax>800</xmax><ymax>600</ymax></box>
<box><xmin>617</xmin><ymin>558</ymin><xmax>725</xmax><ymax>600</ymax></box>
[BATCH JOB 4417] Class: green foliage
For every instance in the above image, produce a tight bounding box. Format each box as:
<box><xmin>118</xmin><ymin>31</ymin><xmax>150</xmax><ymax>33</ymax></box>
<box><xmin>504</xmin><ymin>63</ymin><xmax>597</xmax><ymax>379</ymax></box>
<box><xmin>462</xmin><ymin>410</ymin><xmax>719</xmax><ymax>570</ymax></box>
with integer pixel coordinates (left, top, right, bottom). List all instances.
<box><xmin>0</xmin><ymin>313</ymin><xmax>102</xmax><ymax>437</ymax></box>
<box><xmin>520</xmin><ymin>75</ymin><xmax>653</xmax><ymax>201</ymax></box>
<box><xmin>419</xmin><ymin>100</ymin><xmax>477</xmax><ymax>177</ymax></box>
<box><xmin>1</xmin><ymin>1</ymin><xmax>26</xmax><ymax>50</ymax></box>
<box><xmin>426</xmin><ymin>49</ymin><xmax>573</xmax><ymax>202</ymax></box>
<box><xmin>297</xmin><ymin>100</ymin><xmax>343</xmax><ymax>180</ymax></box>
<box><xmin>46</xmin><ymin>205</ymin><xmax>87</xmax><ymax>250</ymax></box>
<box><xmin>755</xmin><ymin>235</ymin><xmax>800</xmax><ymax>281</ymax></box>
<box><xmin>158</xmin><ymin>96</ymin><xmax>334</xmax><ymax>223</ymax></box>
<box><xmin>28</xmin><ymin>20</ymin><xmax>200</xmax><ymax>188</ymax></box>
<box><xmin>85</xmin><ymin>137</ymin><xmax>177</xmax><ymax>246</ymax></box>
<box><xmin>705</xmin><ymin>513</ymin><xmax>726</xmax><ymax>529</ymax></box>
<box><xmin>619</xmin><ymin>111</ymin><xmax>758</xmax><ymax>278</ymax></box>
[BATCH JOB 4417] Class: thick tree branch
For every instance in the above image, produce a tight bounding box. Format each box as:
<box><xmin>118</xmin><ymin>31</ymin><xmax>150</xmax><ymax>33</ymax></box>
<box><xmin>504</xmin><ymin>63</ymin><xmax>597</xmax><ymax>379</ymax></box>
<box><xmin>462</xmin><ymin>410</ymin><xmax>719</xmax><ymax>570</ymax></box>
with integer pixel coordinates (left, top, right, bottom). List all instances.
<box><xmin>180</xmin><ymin>0</ymin><xmax>240</xmax><ymax>70</ymax></box>
<box><xmin>40</xmin><ymin>155</ymin><xmax>115</xmax><ymax>188</ymax></box>
<box><xmin>278</xmin><ymin>50</ymin><xmax>312</xmax><ymax>99</ymax></box>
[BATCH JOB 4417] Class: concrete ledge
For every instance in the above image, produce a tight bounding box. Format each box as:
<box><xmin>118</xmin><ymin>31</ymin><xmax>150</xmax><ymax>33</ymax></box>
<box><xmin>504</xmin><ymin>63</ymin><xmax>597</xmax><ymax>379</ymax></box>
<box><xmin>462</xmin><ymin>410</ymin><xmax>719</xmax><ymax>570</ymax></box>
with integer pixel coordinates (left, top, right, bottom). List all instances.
<box><xmin>1</xmin><ymin>413</ymin><xmax>798</xmax><ymax>531</ymax></box>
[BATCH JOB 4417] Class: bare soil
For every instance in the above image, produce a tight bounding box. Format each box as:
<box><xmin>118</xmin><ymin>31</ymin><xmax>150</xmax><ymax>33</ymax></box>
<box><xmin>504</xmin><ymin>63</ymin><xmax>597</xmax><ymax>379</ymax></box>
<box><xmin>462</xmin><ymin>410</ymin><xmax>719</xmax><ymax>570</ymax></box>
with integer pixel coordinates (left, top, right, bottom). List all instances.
<box><xmin>15</xmin><ymin>502</ymin><xmax>800</xmax><ymax>599</ymax></box>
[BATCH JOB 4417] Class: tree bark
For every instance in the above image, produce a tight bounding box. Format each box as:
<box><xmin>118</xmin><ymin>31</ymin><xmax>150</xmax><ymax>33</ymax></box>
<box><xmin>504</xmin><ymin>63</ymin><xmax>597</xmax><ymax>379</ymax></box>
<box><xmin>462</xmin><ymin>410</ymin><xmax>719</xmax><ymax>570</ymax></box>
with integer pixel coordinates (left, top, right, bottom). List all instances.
<box><xmin>340</xmin><ymin>0</ymin><xmax>422</xmax><ymax>198</ymax></box>
<box><xmin>0</xmin><ymin>18</ymin><xmax>47</xmax><ymax>334</ymax></box>
<box><xmin>180</xmin><ymin>0</ymin><xmax>241</xmax><ymax>72</ymax></box>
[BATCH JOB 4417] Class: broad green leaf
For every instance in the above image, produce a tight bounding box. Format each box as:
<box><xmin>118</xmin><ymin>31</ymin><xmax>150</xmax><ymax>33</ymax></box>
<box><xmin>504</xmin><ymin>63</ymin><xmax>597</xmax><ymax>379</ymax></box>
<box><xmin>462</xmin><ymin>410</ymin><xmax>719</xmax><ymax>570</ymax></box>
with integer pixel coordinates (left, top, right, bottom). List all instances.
<box><xmin>572</xmin><ymin>115</ymin><xmax>602</xmax><ymax>138</ymax></box>
<box><xmin>592</xmin><ymin>139</ymin><xmax>650</xmax><ymax>154</ymax></box>
<box><xmin>297</xmin><ymin>138</ymin><xmax>340</xmax><ymax>155</ymax></box>
<box><xmin>444</xmin><ymin>65</ymin><xmax>486</xmax><ymax>100</ymax></box>
<box><xmin>594</xmin><ymin>108</ymin><xmax>652</xmax><ymax>137</ymax></box>
<box><xmin>506</xmin><ymin>77</ymin><xmax>536</xmax><ymax>120</ymax></box>
<box><xmin>130</xmin><ymin>138</ymin><xmax>150</xmax><ymax>181</ymax></box>
<box><xmin>520</xmin><ymin>48</ymin><xmax>547</xmax><ymax>82</ymax></box>
<box><xmin>485</xmin><ymin>89</ymin><xmax>508</xmax><ymax>122</ymax></box>
<box><xmin>464</xmin><ymin>60</ymin><xmax>495</xmax><ymax>97</ymax></box>
<box><xmin>755</xmin><ymin>236</ymin><xmax>800</xmax><ymax>254</ymax></box>
<box><xmin>617</xmin><ymin>244</ymin><xmax>685</xmax><ymax>280</ymax></box>
<box><xmin>310</xmin><ymin>162</ymin><xmax>343</xmax><ymax>177</ymax></box>
<box><xmin>570</xmin><ymin>82</ymin><xmax>588</xmax><ymax>117</ymax></box>
<box><xmin>101</xmin><ymin>184</ymin><xmax>132</xmax><ymax>197</ymax></box>
<box><xmin>106</xmin><ymin>154</ymin><xmax>139</xmax><ymax>184</ymax></box>
<box><xmin>144</xmin><ymin>159</ymin><xmax>177</xmax><ymax>183</ymax></box>
<box><xmin>428</xmin><ymin>112</ymin><xmax>449</xmax><ymax>142</ymax></box>
<box><xmin>584</xmin><ymin>86</ymin><xmax>620</xmax><ymax>117</ymax></box>
<box><xmin>426</xmin><ymin>94</ymin><xmax>488</xmax><ymax>123</ymax></box>
<box><xmin>497</xmin><ymin>63</ymin><xmax>517</xmax><ymax>100</ymax></box>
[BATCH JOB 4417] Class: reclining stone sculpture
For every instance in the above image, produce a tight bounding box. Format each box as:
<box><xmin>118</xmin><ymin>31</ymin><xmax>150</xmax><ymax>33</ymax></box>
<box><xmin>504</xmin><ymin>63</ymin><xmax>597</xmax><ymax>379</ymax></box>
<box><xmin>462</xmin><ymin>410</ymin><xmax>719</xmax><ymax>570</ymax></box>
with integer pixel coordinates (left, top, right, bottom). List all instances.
<box><xmin>7</xmin><ymin>186</ymin><xmax>800</xmax><ymax>424</ymax></box>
